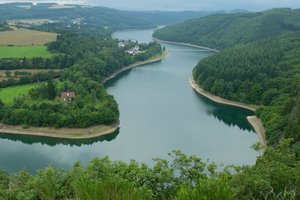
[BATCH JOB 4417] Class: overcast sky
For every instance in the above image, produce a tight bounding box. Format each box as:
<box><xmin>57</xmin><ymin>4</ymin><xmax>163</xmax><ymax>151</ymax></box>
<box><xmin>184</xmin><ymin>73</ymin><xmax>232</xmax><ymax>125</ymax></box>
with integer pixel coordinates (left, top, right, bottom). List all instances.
<box><xmin>1</xmin><ymin>0</ymin><xmax>300</xmax><ymax>11</ymax></box>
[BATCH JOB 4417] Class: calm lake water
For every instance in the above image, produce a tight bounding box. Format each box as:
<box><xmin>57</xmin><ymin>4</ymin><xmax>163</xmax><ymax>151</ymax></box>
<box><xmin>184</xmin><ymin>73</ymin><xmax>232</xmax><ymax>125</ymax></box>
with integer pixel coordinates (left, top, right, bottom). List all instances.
<box><xmin>0</xmin><ymin>29</ymin><xmax>258</xmax><ymax>172</ymax></box>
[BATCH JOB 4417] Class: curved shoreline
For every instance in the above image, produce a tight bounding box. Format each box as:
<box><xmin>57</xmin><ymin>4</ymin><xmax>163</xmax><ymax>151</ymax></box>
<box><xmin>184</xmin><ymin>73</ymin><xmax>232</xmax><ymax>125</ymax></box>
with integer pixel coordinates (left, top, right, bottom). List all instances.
<box><xmin>0</xmin><ymin>52</ymin><xmax>168</xmax><ymax>139</ymax></box>
<box><xmin>189</xmin><ymin>77</ymin><xmax>266</xmax><ymax>148</ymax></box>
<box><xmin>153</xmin><ymin>37</ymin><xmax>220</xmax><ymax>53</ymax></box>
<box><xmin>102</xmin><ymin>51</ymin><xmax>169</xmax><ymax>84</ymax></box>
<box><xmin>0</xmin><ymin>123</ymin><xmax>119</xmax><ymax>139</ymax></box>
<box><xmin>247</xmin><ymin>116</ymin><xmax>267</xmax><ymax>147</ymax></box>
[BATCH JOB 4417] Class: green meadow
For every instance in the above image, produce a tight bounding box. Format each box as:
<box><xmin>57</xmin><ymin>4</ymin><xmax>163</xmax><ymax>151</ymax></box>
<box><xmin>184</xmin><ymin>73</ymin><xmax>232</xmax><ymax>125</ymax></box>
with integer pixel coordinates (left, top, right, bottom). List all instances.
<box><xmin>0</xmin><ymin>84</ymin><xmax>37</xmax><ymax>104</ymax></box>
<box><xmin>0</xmin><ymin>46</ymin><xmax>53</xmax><ymax>58</ymax></box>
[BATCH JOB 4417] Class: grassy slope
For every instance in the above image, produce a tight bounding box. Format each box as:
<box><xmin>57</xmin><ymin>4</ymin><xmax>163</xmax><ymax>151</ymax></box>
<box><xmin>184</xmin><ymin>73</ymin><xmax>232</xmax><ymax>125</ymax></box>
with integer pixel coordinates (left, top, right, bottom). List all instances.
<box><xmin>0</xmin><ymin>46</ymin><xmax>53</xmax><ymax>58</ymax></box>
<box><xmin>0</xmin><ymin>83</ymin><xmax>38</xmax><ymax>104</ymax></box>
<box><xmin>0</xmin><ymin>28</ymin><xmax>57</xmax><ymax>46</ymax></box>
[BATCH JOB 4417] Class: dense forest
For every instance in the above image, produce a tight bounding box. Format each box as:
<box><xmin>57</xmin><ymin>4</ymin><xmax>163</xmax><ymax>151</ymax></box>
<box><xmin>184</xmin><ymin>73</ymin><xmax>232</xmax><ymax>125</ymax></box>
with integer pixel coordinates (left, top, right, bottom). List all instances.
<box><xmin>1</xmin><ymin>4</ymin><xmax>300</xmax><ymax>199</ymax></box>
<box><xmin>0</xmin><ymin>140</ymin><xmax>299</xmax><ymax>199</ymax></box>
<box><xmin>0</xmin><ymin>32</ymin><xmax>163</xmax><ymax>128</ymax></box>
<box><xmin>152</xmin><ymin>9</ymin><xmax>300</xmax><ymax>199</ymax></box>
<box><xmin>153</xmin><ymin>8</ymin><xmax>300</xmax><ymax>49</ymax></box>
<box><xmin>193</xmin><ymin>33</ymin><xmax>300</xmax><ymax>151</ymax></box>
<box><xmin>154</xmin><ymin>7</ymin><xmax>300</xmax><ymax>155</ymax></box>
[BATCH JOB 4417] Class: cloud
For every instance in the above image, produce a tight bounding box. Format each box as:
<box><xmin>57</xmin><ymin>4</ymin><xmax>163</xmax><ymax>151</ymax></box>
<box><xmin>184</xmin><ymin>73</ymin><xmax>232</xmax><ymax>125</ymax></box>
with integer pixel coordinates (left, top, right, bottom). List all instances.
<box><xmin>0</xmin><ymin>0</ymin><xmax>89</xmax><ymax>5</ymax></box>
<box><xmin>1</xmin><ymin>0</ymin><xmax>300</xmax><ymax>11</ymax></box>
<box><xmin>89</xmin><ymin>0</ymin><xmax>300</xmax><ymax>11</ymax></box>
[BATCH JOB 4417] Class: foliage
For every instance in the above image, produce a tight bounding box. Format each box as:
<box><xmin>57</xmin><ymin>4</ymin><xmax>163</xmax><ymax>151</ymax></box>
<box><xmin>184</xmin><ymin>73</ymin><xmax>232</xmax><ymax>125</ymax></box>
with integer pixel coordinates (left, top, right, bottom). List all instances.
<box><xmin>176</xmin><ymin>176</ymin><xmax>234</xmax><ymax>200</ymax></box>
<box><xmin>154</xmin><ymin>8</ymin><xmax>300</xmax><ymax>49</ymax></box>
<box><xmin>193</xmin><ymin>33</ymin><xmax>300</xmax><ymax>150</ymax></box>
<box><xmin>0</xmin><ymin>3</ymin><xmax>221</xmax><ymax>34</ymax></box>
<box><xmin>74</xmin><ymin>176</ymin><xmax>153</xmax><ymax>200</ymax></box>
<box><xmin>156</xmin><ymin>6</ymin><xmax>300</xmax><ymax>154</ymax></box>
<box><xmin>47</xmin><ymin>79</ymin><xmax>56</xmax><ymax>100</ymax></box>
<box><xmin>154</xmin><ymin>10</ymin><xmax>300</xmax><ymax>197</ymax></box>
<box><xmin>0</xmin><ymin>32</ymin><xmax>162</xmax><ymax>128</ymax></box>
<box><xmin>0</xmin><ymin>146</ymin><xmax>299</xmax><ymax>199</ymax></box>
<box><xmin>231</xmin><ymin>139</ymin><xmax>299</xmax><ymax>200</ymax></box>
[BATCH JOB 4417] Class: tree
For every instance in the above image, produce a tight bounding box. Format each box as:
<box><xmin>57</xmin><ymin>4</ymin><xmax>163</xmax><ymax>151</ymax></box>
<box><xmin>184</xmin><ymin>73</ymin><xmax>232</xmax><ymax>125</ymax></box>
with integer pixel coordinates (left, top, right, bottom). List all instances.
<box><xmin>47</xmin><ymin>80</ymin><xmax>56</xmax><ymax>100</ymax></box>
<box><xmin>5</xmin><ymin>71</ymin><xmax>12</xmax><ymax>78</ymax></box>
<box><xmin>34</xmin><ymin>166</ymin><xmax>60</xmax><ymax>200</ymax></box>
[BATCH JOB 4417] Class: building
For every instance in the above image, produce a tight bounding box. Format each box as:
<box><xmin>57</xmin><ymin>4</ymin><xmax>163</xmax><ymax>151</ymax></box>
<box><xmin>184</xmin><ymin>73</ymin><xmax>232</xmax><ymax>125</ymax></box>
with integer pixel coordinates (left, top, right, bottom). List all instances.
<box><xmin>61</xmin><ymin>92</ymin><xmax>75</xmax><ymax>101</ymax></box>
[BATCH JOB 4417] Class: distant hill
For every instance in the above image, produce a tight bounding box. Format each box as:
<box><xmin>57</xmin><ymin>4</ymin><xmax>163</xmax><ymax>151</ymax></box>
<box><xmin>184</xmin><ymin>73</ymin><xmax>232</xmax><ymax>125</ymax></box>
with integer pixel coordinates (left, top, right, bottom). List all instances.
<box><xmin>0</xmin><ymin>3</ymin><xmax>218</xmax><ymax>32</ymax></box>
<box><xmin>127</xmin><ymin>10</ymin><xmax>217</xmax><ymax>25</ymax></box>
<box><xmin>0</xmin><ymin>22</ymin><xmax>10</xmax><ymax>31</ymax></box>
<box><xmin>153</xmin><ymin>8</ymin><xmax>300</xmax><ymax>49</ymax></box>
<box><xmin>0</xmin><ymin>3</ymin><xmax>153</xmax><ymax>31</ymax></box>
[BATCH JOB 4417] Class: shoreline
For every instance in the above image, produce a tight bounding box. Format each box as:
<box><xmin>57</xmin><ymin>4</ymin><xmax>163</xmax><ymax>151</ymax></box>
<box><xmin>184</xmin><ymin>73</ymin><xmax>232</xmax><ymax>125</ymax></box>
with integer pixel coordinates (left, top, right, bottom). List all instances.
<box><xmin>102</xmin><ymin>51</ymin><xmax>168</xmax><ymax>84</ymax></box>
<box><xmin>0</xmin><ymin>52</ymin><xmax>168</xmax><ymax>139</ymax></box>
<box><xmin>189</xmin><ymin>77</ymin><xmax>267</xmax><ymax>148</ymax></box>
<box><xmin>0</xmin><ymin>123</ymin><xmax>119</xmax><ymax>139</ymax></box>
<box><xmin>247</xmin><ymin>116</ymin><xmax>267</xmax><ymax>148</ymax></box>
<box><xmin>153</xmin><ymin>37</ymin><xmax>220</xmax><ymax>53</ymax></box>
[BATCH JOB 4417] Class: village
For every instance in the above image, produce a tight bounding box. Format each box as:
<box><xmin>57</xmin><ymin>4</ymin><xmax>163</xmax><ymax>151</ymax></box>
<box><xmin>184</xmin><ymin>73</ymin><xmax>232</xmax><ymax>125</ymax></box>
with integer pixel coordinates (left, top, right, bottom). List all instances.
<box><xmin>118</xmin><ymin>40</ymin><xmax>144</xmax><ymax>55</ymax></box>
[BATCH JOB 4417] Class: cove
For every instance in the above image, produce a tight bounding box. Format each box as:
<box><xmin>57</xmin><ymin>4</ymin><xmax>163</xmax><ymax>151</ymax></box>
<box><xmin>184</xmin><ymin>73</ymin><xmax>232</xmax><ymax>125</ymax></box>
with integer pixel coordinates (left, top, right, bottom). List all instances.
<box><xmin>0</xmin><ymin>29</ymin><xmax>258</xmax><ymax>173</ymax></box>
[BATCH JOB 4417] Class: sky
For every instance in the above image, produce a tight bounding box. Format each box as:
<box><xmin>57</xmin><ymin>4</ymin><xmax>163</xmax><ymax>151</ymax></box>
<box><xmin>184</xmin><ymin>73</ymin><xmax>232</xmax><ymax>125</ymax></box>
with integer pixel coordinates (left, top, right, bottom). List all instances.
<box><xmin>0</xmin><ymin>0</ymin><xmax>300</xmax><ymax>11</ymax></box>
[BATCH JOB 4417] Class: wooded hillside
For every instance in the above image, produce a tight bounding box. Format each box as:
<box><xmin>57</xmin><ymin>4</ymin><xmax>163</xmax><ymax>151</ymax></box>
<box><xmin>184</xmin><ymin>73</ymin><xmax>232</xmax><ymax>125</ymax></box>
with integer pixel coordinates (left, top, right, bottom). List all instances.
<box><xmin>153</xmin><ymin>8</ymin><xmax>300</xmax><ymax>49</ymax></box>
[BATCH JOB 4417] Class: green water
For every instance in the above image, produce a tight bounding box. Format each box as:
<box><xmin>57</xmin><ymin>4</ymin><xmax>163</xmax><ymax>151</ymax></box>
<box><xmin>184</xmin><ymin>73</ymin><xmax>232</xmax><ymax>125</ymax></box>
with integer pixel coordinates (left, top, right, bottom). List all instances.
<box><xmin>0</xmin><ymin>29</ymin><xmax>258</xmax><ymax>172</ymax></box>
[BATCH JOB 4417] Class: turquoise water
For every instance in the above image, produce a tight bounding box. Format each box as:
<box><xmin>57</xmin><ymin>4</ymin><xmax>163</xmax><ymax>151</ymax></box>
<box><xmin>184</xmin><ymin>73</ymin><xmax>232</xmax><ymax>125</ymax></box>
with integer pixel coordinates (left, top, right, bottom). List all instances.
<box><xmin>0</xmin><ymin>29</ymin><xmax>258</xmax><ymax>172</ymax></box>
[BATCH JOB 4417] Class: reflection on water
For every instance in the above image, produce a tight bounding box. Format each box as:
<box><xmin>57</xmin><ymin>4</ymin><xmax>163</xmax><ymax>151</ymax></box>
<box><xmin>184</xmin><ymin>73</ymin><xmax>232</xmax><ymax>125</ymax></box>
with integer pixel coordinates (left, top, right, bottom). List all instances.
<box><xmin>0</xmin><ymin>28</ymin><xmax>259</xmax><ymax>173</ymax></box>
<box><xmin>0</xmin><ymin>129</ymin><xmax>119</xmax><ymax>147</ymax></box>
<box><xmin>193</xmin><ymin>91</ymin><xmax>255</xmax><ymax>132</ymax></box>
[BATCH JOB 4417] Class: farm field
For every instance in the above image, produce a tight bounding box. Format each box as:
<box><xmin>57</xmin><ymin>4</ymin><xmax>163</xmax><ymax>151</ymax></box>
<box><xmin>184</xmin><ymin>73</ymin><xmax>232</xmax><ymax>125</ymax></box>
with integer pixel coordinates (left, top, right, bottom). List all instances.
<box><xmin>0</xmin><ymin>83</ymin><xmax>37</xmax><ymax>104</ymax></box>
<box><xmin>0</xmin><ymin>46</ymin><xmax>53</xmax><ymax>58</ymax></box>
<box><xmin>0</xmin><ymin>69</ymin><xmax>61</xmax><ymax>81</ymax></box>
<box><xmin>0</xmin><ymin>28</ymin><xmax>57</xmax><ymax>46</ymax></box>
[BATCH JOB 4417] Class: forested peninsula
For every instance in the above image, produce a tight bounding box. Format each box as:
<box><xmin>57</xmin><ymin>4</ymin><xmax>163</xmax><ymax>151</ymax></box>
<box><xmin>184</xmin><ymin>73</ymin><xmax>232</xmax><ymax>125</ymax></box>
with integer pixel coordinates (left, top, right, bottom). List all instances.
<box><xmin>0</xmin><ymin>31</ymin><xmax>163</xmax><ymax>138</ymax></box>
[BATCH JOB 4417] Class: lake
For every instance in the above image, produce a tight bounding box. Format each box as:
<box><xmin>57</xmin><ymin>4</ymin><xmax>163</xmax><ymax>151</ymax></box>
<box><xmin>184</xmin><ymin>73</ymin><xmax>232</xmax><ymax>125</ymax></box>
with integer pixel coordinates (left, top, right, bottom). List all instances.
<box><xmin>0</xmin><ymin>29</ymin><xmax>258</xmax><ymax>172</ymax></box>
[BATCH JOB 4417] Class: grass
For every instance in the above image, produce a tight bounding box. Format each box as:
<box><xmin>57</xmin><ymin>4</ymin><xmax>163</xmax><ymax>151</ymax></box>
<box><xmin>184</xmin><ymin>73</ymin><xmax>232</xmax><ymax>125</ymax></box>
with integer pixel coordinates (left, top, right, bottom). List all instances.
<box><xmin>0</xmin><ymin>83</ymin><xmax>38</xmax><ymax>104</ymax></box>
<box><xmin>0</xmin><ymin>28</ymin><xmax>57</xmax><ymax>46</ymax></box>
<box><xmin>0</xmin><ymin>46</ymin><xmax>53</xmax><ymax>58</ymax></box>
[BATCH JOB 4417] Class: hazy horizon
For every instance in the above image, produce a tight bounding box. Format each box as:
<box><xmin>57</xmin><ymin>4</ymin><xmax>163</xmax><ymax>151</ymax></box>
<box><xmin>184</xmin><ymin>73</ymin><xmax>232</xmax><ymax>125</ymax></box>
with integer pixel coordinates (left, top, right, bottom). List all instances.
<box><xmin>0</xmin><ymin>0</ymin><xmax>300</xmax><ymax>11</ymax></box>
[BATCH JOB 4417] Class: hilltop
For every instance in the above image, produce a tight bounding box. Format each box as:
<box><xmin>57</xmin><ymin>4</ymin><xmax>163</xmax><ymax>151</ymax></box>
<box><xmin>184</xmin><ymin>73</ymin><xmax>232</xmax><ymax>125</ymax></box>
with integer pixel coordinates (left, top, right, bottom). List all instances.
<box><xmin>153</xmin><ymin>8</ymin><xmax>300</xmax><ymax>49</ymax></box>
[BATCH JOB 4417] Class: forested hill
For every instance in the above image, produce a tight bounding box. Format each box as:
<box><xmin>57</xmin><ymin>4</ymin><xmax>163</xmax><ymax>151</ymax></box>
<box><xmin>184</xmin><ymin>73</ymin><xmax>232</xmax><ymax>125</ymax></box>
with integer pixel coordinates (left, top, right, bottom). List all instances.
<box><xmin>153</xmin><ymin>8</ymin><xmax>300</xmax><ymax>49</ymax></box>
<box><xmin>0</xmin><ymin>3</ymin><xmax>215</xmax><ymax>31</ymax></box>
<box><xmin>0</xmin><ymin>3</ymin><xmax>153</xmax><ymax>31</ymax></box>
<box><xmin>155</xmin><ymin>8</ymin><xmax>300</xmax><ymax>154</ymax></box>
<box><xmin>193</xmin><ymin>33</ymin><xmax>300</xmax><ymax>154</ymax></box>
